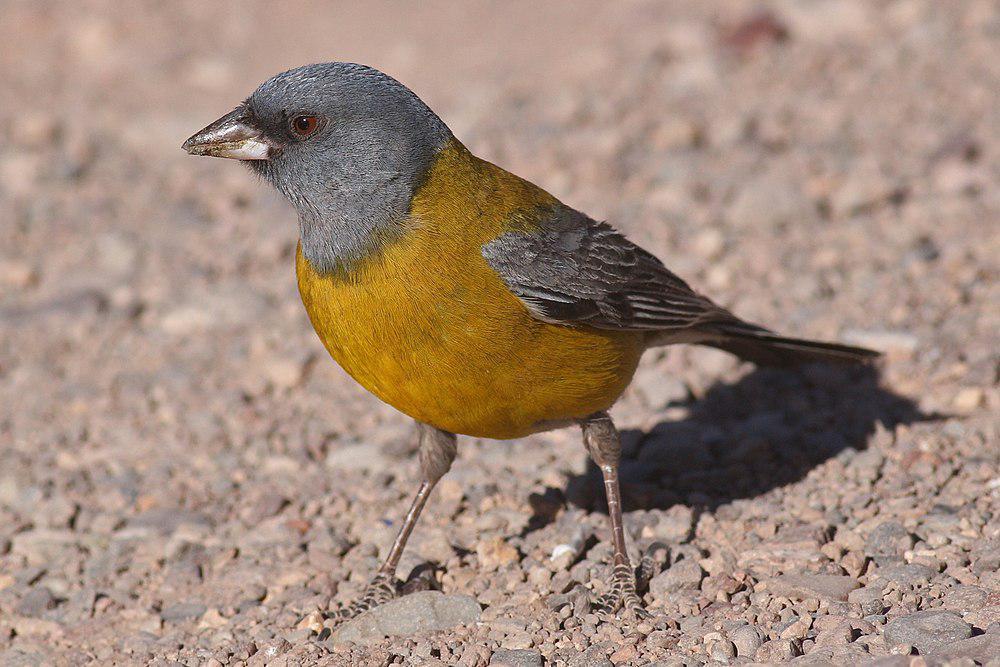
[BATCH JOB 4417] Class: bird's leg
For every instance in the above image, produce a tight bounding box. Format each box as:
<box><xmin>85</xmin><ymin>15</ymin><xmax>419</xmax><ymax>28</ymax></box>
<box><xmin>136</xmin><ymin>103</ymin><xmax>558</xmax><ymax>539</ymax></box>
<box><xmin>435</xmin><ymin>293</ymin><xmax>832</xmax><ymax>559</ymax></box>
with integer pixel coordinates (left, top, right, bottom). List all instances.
<box><xmin>581</xmin><ymin>412</ymin><xmax>650</xmax><ymax>619</ymax></box>
<box><xmin>327</xmin><ymin>423</ymin><xmax>456</xmax><ymax>622</ymax></box>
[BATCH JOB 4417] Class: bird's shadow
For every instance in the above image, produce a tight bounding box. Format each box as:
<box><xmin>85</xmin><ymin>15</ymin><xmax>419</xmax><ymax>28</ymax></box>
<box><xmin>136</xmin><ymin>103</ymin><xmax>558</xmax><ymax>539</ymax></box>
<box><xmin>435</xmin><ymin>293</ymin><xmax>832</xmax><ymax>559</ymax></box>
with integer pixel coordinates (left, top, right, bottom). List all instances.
<box><xmin>559</xmin><ymin>363</ymin><xmax>934</xmax><ymax>516</ymax></box>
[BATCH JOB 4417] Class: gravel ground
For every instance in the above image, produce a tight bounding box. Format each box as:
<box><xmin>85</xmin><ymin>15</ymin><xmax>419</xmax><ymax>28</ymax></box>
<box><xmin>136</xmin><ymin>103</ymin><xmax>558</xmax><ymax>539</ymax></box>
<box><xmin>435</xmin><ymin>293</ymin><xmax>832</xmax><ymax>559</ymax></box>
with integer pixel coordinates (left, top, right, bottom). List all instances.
<box><xmin>1</xmin><ymin>2</ymin><xmax>998</xmax><ymax>665</ymax></box>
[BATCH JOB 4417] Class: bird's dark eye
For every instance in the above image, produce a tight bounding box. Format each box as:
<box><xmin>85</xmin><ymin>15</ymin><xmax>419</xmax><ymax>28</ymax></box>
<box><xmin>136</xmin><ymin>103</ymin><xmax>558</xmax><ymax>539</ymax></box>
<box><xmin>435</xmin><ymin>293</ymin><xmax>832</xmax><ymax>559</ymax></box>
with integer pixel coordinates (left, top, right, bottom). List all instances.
<box><xmin>290</xmin><ymin>115</ymin><xmax>321</xmax><ymax>138</ymax></box>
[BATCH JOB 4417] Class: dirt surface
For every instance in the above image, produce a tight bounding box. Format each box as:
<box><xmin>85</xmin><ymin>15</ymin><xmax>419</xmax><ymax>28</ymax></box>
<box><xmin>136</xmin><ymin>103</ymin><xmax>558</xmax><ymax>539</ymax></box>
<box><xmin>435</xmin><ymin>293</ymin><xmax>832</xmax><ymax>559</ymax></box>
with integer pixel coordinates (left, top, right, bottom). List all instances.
<box><xmin>1</xmin><ymin>1</ymin><xmax>998</xmax><ymax>665</ymax></box>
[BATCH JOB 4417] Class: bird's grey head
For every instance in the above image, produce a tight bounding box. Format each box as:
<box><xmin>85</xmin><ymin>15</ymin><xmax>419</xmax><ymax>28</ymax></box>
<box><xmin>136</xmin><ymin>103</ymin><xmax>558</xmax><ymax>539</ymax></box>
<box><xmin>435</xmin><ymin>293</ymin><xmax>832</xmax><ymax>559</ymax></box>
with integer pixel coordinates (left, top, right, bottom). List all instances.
<box><xmin>182</xmin><ymin>63</ymin><xmax>453</xmax><ymax>273</ymax></box>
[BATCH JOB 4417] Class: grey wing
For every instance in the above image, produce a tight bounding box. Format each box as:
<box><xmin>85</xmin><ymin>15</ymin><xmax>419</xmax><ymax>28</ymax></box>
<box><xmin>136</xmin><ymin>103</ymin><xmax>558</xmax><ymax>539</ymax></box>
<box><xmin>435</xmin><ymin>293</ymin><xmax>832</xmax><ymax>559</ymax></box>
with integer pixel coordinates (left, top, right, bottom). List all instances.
<box><xmin>482</xmin><ymin>206</ymin><xmax>732</xmax><ymax>332</ymax></box>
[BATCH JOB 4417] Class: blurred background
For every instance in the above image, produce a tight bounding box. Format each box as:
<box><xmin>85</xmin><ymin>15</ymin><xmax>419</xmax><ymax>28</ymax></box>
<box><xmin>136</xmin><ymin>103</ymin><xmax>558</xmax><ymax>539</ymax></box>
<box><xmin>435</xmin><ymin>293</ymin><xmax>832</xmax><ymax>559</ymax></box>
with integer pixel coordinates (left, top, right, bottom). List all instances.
<box><xmin>0</xmin><ymin>1</ymin><xmax>997</xmax><ymax>664</ymax></box>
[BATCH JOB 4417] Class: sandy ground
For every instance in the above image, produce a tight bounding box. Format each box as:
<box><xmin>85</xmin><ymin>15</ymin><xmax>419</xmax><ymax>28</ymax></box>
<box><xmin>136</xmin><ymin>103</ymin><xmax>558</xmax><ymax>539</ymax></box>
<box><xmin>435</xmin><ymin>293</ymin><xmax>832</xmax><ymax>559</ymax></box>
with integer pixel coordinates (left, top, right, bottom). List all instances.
<box><xmin>1</xmin><ymin>1</ymin><xmax>998</xmax><ymax>665</ymax></box>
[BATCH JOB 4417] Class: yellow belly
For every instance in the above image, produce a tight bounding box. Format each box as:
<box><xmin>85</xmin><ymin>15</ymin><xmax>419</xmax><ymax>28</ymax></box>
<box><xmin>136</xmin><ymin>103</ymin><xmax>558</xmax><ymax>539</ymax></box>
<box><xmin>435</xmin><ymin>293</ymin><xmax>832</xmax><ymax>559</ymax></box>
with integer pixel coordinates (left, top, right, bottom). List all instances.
<box><xmin>295</xmin><ymin>141</ymin><xmax>645</xmax><ymax>439</ymax></box>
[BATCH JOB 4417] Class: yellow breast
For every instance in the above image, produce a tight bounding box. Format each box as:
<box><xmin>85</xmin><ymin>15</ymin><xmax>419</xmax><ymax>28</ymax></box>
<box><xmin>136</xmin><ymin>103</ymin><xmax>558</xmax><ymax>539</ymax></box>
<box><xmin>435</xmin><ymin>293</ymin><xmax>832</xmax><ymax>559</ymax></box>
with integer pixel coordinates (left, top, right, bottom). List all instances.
<box><xmin>295</xmin><ymin>140</ymin><xmax>644</xmax><ymax>439</ymax></box>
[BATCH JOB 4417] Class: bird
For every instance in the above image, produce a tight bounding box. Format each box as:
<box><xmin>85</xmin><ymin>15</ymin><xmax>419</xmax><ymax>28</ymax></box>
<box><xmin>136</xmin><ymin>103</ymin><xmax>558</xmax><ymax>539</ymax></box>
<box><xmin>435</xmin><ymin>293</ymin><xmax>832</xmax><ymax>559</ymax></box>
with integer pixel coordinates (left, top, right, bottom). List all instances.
<box><xmin>183</xmin><ymin>62</ymin><xmax>878</xmax><ymax>621</ymax></box>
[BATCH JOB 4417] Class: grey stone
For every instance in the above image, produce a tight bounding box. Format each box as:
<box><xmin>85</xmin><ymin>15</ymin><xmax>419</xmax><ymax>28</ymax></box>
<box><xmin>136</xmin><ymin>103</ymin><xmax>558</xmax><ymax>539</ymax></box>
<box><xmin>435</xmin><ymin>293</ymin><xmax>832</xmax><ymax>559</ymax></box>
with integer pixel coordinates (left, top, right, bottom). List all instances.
<box><xmin>861</xmin><ymin>658</ymin><xmax>915</xmax><ymax>667</ymax></box>
<box><xmin>829</xmin><ymin>167</ymin><xmax>903</xmax><ymax>217</ymax></box>
<box><xmin>649</xmin><ymin>558</ymin><xmax>704</xmax><ymax>597</ymax></box>
<box><xmin>927</xmin><ymin>633</ymin><xmax>1000</xmax><ymax>663</ymax></box>
<box><xmin>10</xmin><ymin>530</ymin><xmax>77</xmax><ymax>564</ymax></box>
<box><xmin>0</xmin><ymin>648</ymin><xmax>49</xmax><ymax>667</ymax></box>
<box><xmin>126</xmin><ymin>510</ymin><xmax>213</xmax><ymax>536</ymax></box>
<box><xmin>632</xmin><ymin>366</ymin><xmax>689</xmax><ymax>409</ymax></box>
<box><xmin>708</xmin><ymin>637</ymin><xmax>736</xmax><ymax>662</ymax></box>
<box><xmin>939</xmin><ymin>585</ymin><xmax>989</xmax><ymax>612</ymax></box>
<box><xmin>490</xmin><ymin>649</ymin><xmax>544</xmax><ymax>667</ymax></box>
<box><xmin>64</xmin><ymin>587</ymin><xmax>97</xmax><ymax>622</ymax></box>
<box><xmin>546</xmin><ymin>584</ymin><xmax>590</xmax><ymax>614</ymax></box>
<box><xmin>36</xmin><ymin>498</ymin><xmax>77</xmax><ymax>529</ymax></box>
<box><xmin>730</xmin><ymin>624</ymin><xmax>765</xmax><ymax>657</ymax></box>
<box><xmin>240</xmin><ymin>491</ymin><xmax>289</xmax><ymax>524</ymax></box>
<box><xmin>764</xmin><ymin>574</ymin><xmax>860</xmax><ymax>602</ymax></box>
<box><xmin>646</xmin><ymin>505</ymin><xmax>695</xmax><ymax>544</ymax></box>
<box><xmin>122</xmin><ymin>632</ymin><xmax>158</xmax><ymax>655</ymax></box>
<box><xmin>874</xmin><ymin>563</ymin><xmax>937</xmax><ymax>587</ymax></box>
<box><xmin>678</xmin><ymin>614</ymin><xmax>705</xmax><ymax>635</ymax></box>
<box><xmin>160</xmin><ymin>602</ymin><xmax>207</xmax><ymax>622</ymax></box>
<box><xmin>965</xmin><ymin>604</ymin><xmax>1000</xmax><ymax>635</ymax></box>
<box><xmin>813</xmin><ymin>621</ymin><xmax>854</xmax><ymax>646</ymax></box>
<box><xmin>332</xmin><ymin>591</ymin><xmax>481</xmax><ymax>644</ymax></box>
<box><xmin>882</xmin><ymin>610</ymin><xmax>972</xmax><ymax>655</ymax></box>
<box><xmin>790</xmin><ymin>644</ymin><xmax>873</xmax><ymax>664</ymax></box>
<box><xmin>15</xmin><ymin>586</ymin><xmax>57</xmax><ymax>617</ymax></box>
<box><xmin>14</xmin><ymin>567</ymin><xmax>46</xmax><ymax>587</ymax></box>
<box><xmin>566</xmin><ymin>644</ymin><xmax>614</xmax><ymax>667</ymax></box>
<box><xmin>755</xmin><ymin>638</ymin><xmax>801</xmax><ymax>661</ymax></box>
<box><xmin>971</xmin><ymin>546</ymin><xmax>1000</xmax><ymax>576</ymax></box>
<box><xmin>865</xmin><ymin>522</ymin><xmax>914</xmax><ymax>565</ymax></box>
<box><xmin>848</xmin><ymin>585</ymin><xmax>886</xmax><ymax>615</ymax></box>
<box><xmin>728</xmin><ymin>173</ymin><xmax>812</xmax><ymax>230</ymax></box>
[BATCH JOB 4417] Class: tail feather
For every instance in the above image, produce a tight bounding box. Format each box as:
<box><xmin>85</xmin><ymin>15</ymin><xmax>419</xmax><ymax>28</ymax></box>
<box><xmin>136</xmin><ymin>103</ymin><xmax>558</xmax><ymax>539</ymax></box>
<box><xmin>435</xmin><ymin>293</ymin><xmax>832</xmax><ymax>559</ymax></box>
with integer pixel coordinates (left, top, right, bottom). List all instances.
<box><xmin>703</xmin><ymin>322</ymin><xmax>880</xmax><ymax>368</ymax></box>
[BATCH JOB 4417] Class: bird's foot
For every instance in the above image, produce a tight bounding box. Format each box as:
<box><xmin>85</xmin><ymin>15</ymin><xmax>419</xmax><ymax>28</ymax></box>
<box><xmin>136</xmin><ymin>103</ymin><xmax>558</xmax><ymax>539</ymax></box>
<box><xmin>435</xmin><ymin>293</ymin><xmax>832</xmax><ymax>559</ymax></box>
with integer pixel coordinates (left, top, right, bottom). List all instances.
<box><xmin>325</xmin><ymin>571</ymin><xmax>399</xmax><ymax>623</ymax></box>
<box><xmin>592</xmin><ymin>542</ymin><xmax>668</xmax><ymax>620</ymax></box>
<box><xmin>324</xmin><ymin>563</ymin><xmax>439</xmax><ymax>624</ymax></box>
<box><xmin>592</xmin><ymin>561</ymin><xmax>649</xmax><ymax>619</ymax></box>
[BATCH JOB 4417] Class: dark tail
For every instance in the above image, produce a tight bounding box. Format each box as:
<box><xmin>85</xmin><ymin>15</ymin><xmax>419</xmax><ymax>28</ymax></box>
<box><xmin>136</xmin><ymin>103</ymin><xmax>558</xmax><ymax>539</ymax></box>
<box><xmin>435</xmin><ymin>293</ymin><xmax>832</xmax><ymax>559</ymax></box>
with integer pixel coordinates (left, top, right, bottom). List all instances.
<box><xmin>703</xmin><ymin>321</ymin><xmax>880</xmax><ymax>368</ymax></box>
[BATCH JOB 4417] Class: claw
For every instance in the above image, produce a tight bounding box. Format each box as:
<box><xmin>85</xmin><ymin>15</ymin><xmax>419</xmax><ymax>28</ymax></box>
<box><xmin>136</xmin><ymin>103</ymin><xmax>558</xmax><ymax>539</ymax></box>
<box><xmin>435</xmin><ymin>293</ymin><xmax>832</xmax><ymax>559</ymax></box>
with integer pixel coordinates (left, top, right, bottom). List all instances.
<box><xmin>636</xmin><ymin>541</ymin><xmax>670</xmax><ymax>591</ymax></box>
<box><xmin>400</xmin><ymin>562</ymin><xmax>439</xmax><ymax>595</ymax></box>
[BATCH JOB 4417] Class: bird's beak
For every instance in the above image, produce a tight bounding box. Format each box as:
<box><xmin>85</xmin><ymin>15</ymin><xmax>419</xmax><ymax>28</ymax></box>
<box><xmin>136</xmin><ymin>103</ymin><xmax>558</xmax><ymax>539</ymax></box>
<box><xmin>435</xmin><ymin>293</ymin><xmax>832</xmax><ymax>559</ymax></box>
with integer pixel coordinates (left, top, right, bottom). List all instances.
<box><xmin>182</xmin><ymin>106</ymin><xmax>281</xmax><ymax>160</ymax></box>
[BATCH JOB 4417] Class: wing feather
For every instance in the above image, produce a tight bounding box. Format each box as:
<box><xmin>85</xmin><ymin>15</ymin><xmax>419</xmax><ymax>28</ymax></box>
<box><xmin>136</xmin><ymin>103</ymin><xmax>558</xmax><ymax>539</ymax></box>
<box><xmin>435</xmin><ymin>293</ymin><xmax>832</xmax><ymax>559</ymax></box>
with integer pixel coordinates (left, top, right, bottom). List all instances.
<box><xmin>482</xmin><ymin>205</ymin><xmax>729</xmax><ymax>332</ymax></box>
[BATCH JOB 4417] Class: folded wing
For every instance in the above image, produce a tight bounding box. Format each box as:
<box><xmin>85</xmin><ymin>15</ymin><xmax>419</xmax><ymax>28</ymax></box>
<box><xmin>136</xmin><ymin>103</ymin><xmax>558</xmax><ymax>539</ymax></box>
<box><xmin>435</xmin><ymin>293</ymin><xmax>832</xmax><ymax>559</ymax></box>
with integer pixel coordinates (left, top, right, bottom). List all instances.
<box><xmin>482</xmin><ymin>206</ymin><xmax>730</xmax><ymax>332</ymax></box>
<box><xmin>482</xmin><ymin>204</ymin><xmax>879</xmax><ymax>367</ymax></box>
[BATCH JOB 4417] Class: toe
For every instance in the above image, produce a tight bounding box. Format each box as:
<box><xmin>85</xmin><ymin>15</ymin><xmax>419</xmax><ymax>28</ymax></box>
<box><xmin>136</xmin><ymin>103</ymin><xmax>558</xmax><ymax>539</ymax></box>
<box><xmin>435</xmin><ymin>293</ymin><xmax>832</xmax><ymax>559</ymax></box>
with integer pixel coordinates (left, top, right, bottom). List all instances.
<box><xmin>324</xmin><ymin>572</ymin><xmax>400</xmax><ymax>623</ymax></box>
<box><xmin>400</xmin><ymin>562</ymin><xmax>439</xmax><ymax>595</ymax></box>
